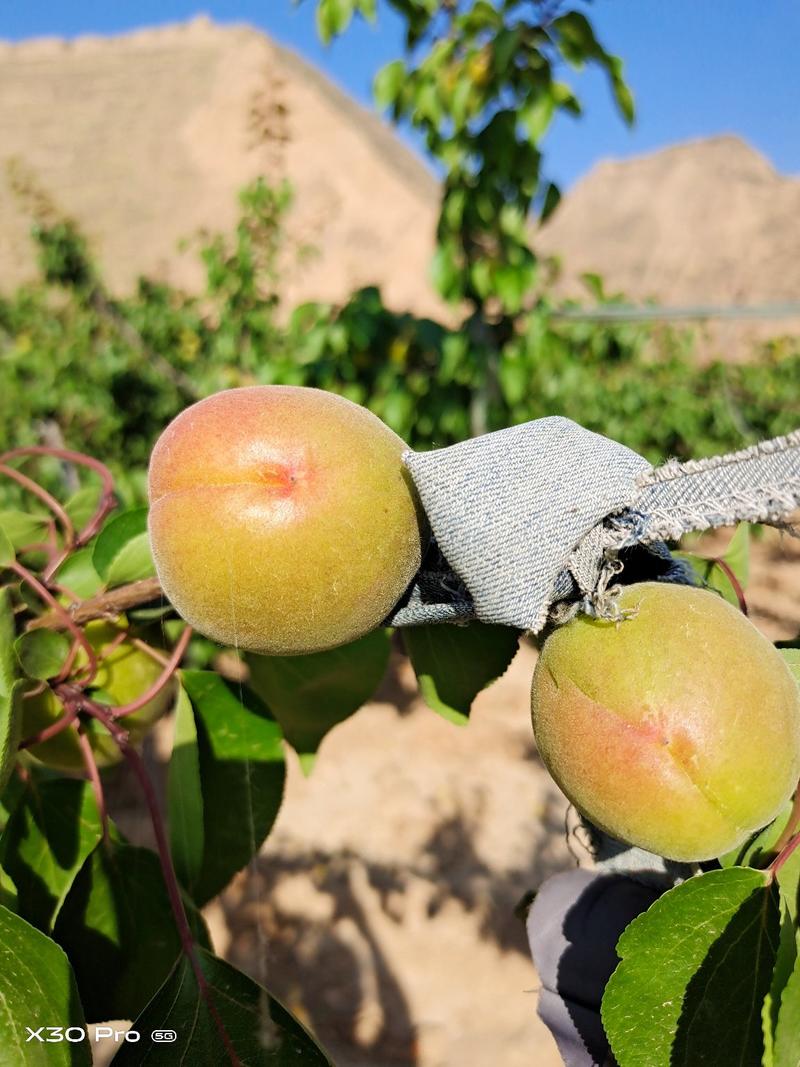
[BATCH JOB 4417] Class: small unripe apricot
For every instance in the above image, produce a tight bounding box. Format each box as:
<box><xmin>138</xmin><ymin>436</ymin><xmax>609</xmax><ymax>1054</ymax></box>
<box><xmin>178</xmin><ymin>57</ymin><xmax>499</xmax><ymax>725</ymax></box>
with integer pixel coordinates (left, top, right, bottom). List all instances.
<box><xmin>23</xmin><ymin>621</ymin><xmax>175</xmax><ymax>773</ymax></box>
<box><xmin>531</xmin><ymin>583</ymin><xmax>800</xmax><ymax>861</ymax></box>
<box><xmin>148</xmin><ymin>386</ymin><xmax>425</xmax><ymax>655</ymax></box>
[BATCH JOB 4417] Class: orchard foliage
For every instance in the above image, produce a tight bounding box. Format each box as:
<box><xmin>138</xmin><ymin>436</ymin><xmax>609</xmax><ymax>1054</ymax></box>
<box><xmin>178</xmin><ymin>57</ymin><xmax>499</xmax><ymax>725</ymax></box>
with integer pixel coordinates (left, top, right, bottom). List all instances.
<box><xmin>1</xmin><ymin>179</ymin><xmax>799</xmax><ymax>491</ymax></box>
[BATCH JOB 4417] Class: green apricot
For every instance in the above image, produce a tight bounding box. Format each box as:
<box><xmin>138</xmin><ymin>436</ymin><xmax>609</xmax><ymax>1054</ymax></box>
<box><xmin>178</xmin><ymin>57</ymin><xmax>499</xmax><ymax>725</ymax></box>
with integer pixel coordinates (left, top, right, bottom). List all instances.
<box><xmin>22</xmin><ymin>621</ymin><xmax>175</xmax><ymax>773</ymax></box>
<box><xmin>531</xmin><ymin>582</ymin><xmax>800</xmax><ymax>861</ymax></box>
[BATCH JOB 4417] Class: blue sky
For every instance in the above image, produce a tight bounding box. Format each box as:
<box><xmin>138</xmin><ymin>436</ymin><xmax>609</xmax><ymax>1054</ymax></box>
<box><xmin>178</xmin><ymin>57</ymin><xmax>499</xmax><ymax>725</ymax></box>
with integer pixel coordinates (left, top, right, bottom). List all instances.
<box><xmin>2</xmin><ymin>1</ymin><xmax>798</xmax><ymax>189</ymax></box>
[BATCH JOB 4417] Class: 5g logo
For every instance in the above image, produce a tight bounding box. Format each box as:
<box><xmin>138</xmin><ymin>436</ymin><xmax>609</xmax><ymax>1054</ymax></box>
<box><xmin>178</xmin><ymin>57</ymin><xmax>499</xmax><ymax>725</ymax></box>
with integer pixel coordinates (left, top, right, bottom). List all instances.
<box><xmin>152</xmin><ymin>1030</ymin><xmax>178</xmax><ymax>1043</ymax></box>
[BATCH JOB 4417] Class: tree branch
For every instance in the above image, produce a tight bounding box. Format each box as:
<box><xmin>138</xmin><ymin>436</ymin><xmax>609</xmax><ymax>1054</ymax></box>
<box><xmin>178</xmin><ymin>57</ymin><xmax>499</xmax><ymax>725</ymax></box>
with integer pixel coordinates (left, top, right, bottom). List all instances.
<box><xmin>28</xmin><ymin>576</ymin><xmax>166</xmax><ymax>630</ymax></box>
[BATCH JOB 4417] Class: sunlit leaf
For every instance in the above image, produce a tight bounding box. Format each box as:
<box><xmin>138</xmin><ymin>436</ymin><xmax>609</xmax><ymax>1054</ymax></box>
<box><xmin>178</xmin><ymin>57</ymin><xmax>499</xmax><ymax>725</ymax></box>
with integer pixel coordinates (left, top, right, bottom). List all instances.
<box><xmin>602</xmin><ymin>868</ymin><xmax>779</xmax><ymax>1067</ymax></box>
<box><xmin>168</xmin><ymin>681</ymin><xmax>205</xmax><ymax>893</ymax></box>
<box><xmin>0</xmin><ymin>778</ymin><xmax>109</xmax><ymax>933</ymax></box>
<box><xmin>0</xmin><ymin>904</ymin><xmax>91</xmax><ymax>1065</ymax></box>
<box><xmin>92</xmin><ymin>507</ymin><xmax>154</xmax><ymax>586</ymax></box>
<box><xmin>182</xmin><ymin>671</ymin><xmax>285</xmax><ymax>904</ymax></box>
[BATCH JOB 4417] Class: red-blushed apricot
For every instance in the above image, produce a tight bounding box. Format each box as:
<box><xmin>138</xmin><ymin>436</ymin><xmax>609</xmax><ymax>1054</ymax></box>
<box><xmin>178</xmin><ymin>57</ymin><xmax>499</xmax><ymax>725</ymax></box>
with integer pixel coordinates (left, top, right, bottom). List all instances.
<box><xmin>531</xmin><ymin>582</ymin><xmax>800</xmax><ymax>861</ymax></box>
<box><xmin>23</xmin><ymin>621</ymin><xmax>175</xmax><ymax>773</ymax></box>
<box><xmin>148</xmin><ymin>386</ymin><xmax>425</xmax><ymax>655</ymax></box>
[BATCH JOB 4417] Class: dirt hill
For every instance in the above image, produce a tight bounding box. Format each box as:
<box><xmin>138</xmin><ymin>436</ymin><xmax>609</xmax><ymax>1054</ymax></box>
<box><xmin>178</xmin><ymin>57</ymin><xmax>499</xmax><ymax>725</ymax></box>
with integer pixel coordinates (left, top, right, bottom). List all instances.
<box><xmin>537</xmin><ymin>135</ymin><xmax>800</xmax><ymax>357</ymax></box>
<box><xmin>3</xmin><ymin>19</ymin><xmax>800</xmax><ymax>361</ymax></box>
<box><xmin>0</xmin><ymin>17</ymin><xmax>442</xmax><ymax>318</ymax></box>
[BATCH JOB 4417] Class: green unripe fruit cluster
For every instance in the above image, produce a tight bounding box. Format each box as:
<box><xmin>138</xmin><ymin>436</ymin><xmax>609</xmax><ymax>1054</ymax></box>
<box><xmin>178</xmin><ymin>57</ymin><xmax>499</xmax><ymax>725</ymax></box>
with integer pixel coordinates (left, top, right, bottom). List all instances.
<box><xmin>23</xmin><ymin>621</ymin><xmax>175</xmax><ymax>773</ymax></box>
<box><xmin>148</xmin><ymin>385</ymin><xmax>425</xmax><ymax>656</ymax></box>
<box><xmin>531</xmin><ymin>583</ymin><xmax>800</xmax><ymax>861</ymax></box>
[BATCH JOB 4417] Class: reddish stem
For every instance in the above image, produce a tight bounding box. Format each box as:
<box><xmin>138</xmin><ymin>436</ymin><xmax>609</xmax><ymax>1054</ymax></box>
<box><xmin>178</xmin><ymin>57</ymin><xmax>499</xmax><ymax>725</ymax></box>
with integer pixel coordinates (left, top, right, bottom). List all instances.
<box><xmin>18</xmin><ymin>698</ymin><xmax>80</xmax><ymax>749</ymax></box>
<box><xmin>111</xmin><ymin>625</ymin><xmax>192</xmax><ymax>719</ymax></box>
<box><xmin>769</xmin><ymin>829</ymin><xmax>800</xmax><ymax>881</ymax></box>
<box><xmin>9</xmin><ymin>561</ymin><xmax>99</xmax><ymax>684</ymax></box>
<box><xmin>0</xmin><ymin>446</ymin><xmax>116</xmax><ymax>548</ymax></box>
<box><xmin>75</xmin><ymin>721</ymin><xmax>109</xmax><ymax>843</ymax></box>
<box><xmin>772</xmin><ymin>789</ymin><xmax>800</xmax><ymax>856</ymax></box>
<box><xmin>55</xmin><ymin>637</ymin><xmax>82</xmax><ymax>685</ymax></box>
<box><xmin>709</xmin><ymin>557</ymin><xmax>748</xmax><ymax>615</ymax></box>
<box><xmin>0</xmin><ymin>463</ymin><xmax>75</xmax><ymax>548</ymax></box>
<box><xmin>81</xmin><ymin>697</ymin><xmax>240</xmax><ymax>1065</ymax></box>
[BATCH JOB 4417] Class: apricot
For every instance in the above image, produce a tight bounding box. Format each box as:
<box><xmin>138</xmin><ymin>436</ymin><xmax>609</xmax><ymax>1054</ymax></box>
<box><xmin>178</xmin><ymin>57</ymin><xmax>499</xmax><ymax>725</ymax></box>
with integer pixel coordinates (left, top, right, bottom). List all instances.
<box><xmin>148</xmin><ymin>386</ymin><xmax>424</xmax><ymax>655</ymax></box>
<box><xmin>23</xmin><ymin>621</ymin><xmax>175</xmax><ymax>773</ymax></box>
<box><xmin>531</xmin><ymin>583</ymin><xmax>800</xmax><ymax>861</ymax></box>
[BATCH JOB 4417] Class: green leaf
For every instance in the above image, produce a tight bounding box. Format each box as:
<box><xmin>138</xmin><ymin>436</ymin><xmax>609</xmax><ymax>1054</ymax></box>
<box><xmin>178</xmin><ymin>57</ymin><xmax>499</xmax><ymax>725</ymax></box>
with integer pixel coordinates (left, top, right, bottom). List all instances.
<box><xmin>54</xmin><ymin>546</ymin><xmax>103</xmax><ymax>599</ymax></box>
<box><xmin>521</xmin><ymin>92</ymin><xmax>556</xmax><ymax>142</ymax></box>
<box><xmin>113</xmin><ymin>947</ymin><xmax>332</xmax><ymax>1065</ymax></box>
<box><xmin>246</xmin><ymin>628</ymin><xmax>390</xmax><ymax>762</ymax></box>
<box><xmin>602</xmin><ymin>867</ymin><xmax>780</xmax><ymax>1067</ymax></box>
<box><xmin>674</xmin><ymin>549</ymin><xmax>746</xmax><ymax>610</ymax></box>
<box><xmin>0</xmin><ymin>589</ymin><xmax>22</xmax><ymax>796</ymax></box>
<box><xmin>0</xmin><ymin>524</ymin><xmax>14</xmax><ymax>566</ymax></box>
<box><xmin>316</xmin><ymin>0</ymin><xmax>354</xmax><ymax>44</ymax></box>
<box><xmin>53</xmin><ymin>841</ymin><xmax>209</xmax><ymax>1022</ymax></box>
<box><xmin>0</xmin><ymin>509</ymin><xmax>48</xmax><ymax>551</ymax></box>
<box><xmin>0</xmin><ymin>904</ymin><xmax>91</xmax><ymax>1065</ymax></box>
<box><xmin>774</xmin><ymin>946</ymin><xmax>800</xmax><ymax>1067</ymax></box>
<box><xmin>0</xmin><ymin>588</ymin><xmax>16</xmax><ymax>695</ymax></box>
<box><xmin>0</xmin><ymin>770</ymin><xmax>25</xmax><ymax>837</ymax></box>
<box><xmin>374</xmin><ymin>59</ymin><xmax>406</xmax><ymax>109</ymax></box>
<box><xmin>92</xmin><ymin>507</ymin><xmax>154</xmax><ymax>586</ymax></box>
<box><xmin>168</xmin><ymin>681</ymin><xmax>205</xmax><ymax>893</ymax></box>
<box><xmin>781</xmin><ymin>648</ymin><xmax>800</xmax><ymax>688</ymax></box>
<box><xmin>611</xmin><ymin>64</ymin><xmax>636</xmax><ymax>125</ymax></box>
<box><xmin>14</xmin><ymin>629</ymin><xmax>70</xmax><ymax>680</ymax></box>
<box><xmin>403</xmin><ymin>623</ymin><xmax>520</xmax><ymax>724</ymax></box>
<box><xmin>64</xmin><ymin>484</ymin><xmax>103</xmax><ymax>530</ymax></box>
<box><xmin>539</xmin><ymin>181</ymin><xmax>562</xmax><ymax>223</ymax></box>
<box><xmin>724</xmin><ymin>522</ymin><xmax>750</xmax><ymax>585</ymax></box>
<box><xmin>182</xmin><ymin>671</ymin><xmax>286</xmax><ymax>904</ymax></box>
<box><xmin>738</xmin><ymin>800</ymin><xmax>800</xmax><ymax>924</ymax></box>
<box><xmin>0</xmin><ymin>778</ymin><xmax>108</xmax><ymax>933</ymax></box>
<box><xmin>764</xmin><ymin>905</ymin><xmax>798</xmax><ymax>1064</ymax></box>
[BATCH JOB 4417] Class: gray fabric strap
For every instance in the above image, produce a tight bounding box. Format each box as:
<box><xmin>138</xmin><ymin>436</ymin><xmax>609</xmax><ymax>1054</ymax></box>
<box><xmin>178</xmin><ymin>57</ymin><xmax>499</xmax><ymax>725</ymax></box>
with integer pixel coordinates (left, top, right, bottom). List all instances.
<box><xmin>388</xmin><ymin>420</ymin><xmax>800</xmax><ymax>631</ymax></box>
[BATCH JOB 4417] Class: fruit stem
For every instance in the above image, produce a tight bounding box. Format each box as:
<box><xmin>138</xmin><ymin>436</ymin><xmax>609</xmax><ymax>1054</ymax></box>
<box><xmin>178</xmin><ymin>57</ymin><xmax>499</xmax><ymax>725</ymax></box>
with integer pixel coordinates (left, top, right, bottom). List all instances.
<box><xmin>709</xmin><ymin>557</ymin><xmax>748</xmax><ymax>615</ymax></box>
<box><xmin>0</xmin><ymin>445</ymin><xmax>117</xmax><ymax>549</ymax></box>
<box><xmin>82</xmin><ymin>697</ymin><xmax>241</xmax><ymax>1066</ymax></box>
<box><xmin>771</xmin><ymin>788</ymin><xmax>800</xmax><ymax>857</ymax></box>
<box><xmin>75</xmin><ymin>721</ymin><xmax>109</xmax><ymax>844</ymax></box>
<box><xmin>18</xmin><ymin>696</ymin><xmax>80</xmax><ymax>749</ymax></box>
<box><xmin>111</xmin><ymin>625</ymin><xmax>192</xmax><ymax>719</ymax></box>
<box><xmin>769</xmin><ymin>828</ymin><xmax>800</xmax><ymax>881</ymax></box>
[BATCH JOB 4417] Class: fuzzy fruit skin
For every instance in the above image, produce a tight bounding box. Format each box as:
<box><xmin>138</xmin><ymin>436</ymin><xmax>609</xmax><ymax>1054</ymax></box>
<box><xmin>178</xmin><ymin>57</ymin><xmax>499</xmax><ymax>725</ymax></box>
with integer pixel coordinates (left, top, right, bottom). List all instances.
<box><xmin>148</xmin><ymin>386</ymin><xmax>425</xmax><ymax>655</ymax></box>
<box><xmin>531</xmin><ymin>582</ymin><xmax>800</xmax><ymax>862</ymax></box>
<box><xmin>23</xmin><ymin>622</ymin><xmax>175</xmax><ymax>773</ymax></box>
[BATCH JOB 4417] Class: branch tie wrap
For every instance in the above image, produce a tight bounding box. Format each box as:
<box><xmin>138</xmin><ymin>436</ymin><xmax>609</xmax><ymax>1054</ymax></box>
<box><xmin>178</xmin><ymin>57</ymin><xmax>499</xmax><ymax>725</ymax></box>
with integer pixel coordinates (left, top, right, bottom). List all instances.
<box><xmin>388</xmin><ymin>420</ymin><xmax>800</xmax><ymax>631</ymax></box>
